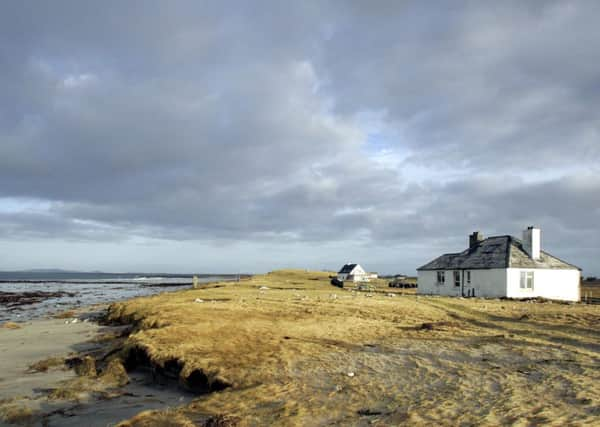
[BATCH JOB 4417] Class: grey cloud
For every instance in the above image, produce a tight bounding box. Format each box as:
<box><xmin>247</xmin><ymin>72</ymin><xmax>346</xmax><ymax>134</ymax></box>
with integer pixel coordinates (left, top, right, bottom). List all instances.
<box><xmin>319</xmin><ymin>1</ymin><xmax>600</xmax><ymax>171</ymax></box>
<box><xmin>0</xmin><ymin>1</ymin><xmax>599</xmax><ymax>275</ymax></box>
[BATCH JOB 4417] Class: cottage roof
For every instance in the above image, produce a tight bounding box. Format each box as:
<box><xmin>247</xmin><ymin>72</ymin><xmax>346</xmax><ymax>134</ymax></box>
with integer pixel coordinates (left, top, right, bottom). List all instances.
<box><xmin>417</xmin><ymin>235</ymin><xmax>579</xmax><ymax>271</ymax></box>
<box><xmin>338</xmin><ymin>263</ymin><xmax>358</xmax><ymax>274</ymax></box>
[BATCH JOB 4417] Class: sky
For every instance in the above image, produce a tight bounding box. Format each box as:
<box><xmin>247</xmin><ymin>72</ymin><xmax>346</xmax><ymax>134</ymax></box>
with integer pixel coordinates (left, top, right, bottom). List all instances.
<box><xmin>1</xmin><ymin>1</ymin><xmax>599</xmax><ymax>275</ymax></box>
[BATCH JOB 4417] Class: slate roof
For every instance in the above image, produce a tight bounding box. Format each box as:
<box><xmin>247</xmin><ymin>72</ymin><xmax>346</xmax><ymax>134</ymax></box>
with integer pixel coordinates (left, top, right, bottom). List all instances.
<box><xmin>417</xmin><ymin>235</ymin><xmax>580</xmax><ymax>271</ymax></box>
<box><xmin>338</xmin><ymin>263</ymin><xmax>358</xmax><ymax>274</ymax></box>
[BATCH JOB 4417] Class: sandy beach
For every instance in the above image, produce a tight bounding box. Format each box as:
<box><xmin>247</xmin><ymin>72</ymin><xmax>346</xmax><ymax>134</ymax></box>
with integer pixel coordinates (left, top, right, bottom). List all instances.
<box><xmin>0</xmin><ymin>275</ymin><xmax>238</xmax><ymax>427</ymax></box>
<box><xmin>0</xmin><ymin>316</ymin><xmax>101</xmax><ymax>401</ymax></box>
<box><xmin>0</xmin><ymin>306</ymin><xmax>196</xmax><ymax>427</ymax></box>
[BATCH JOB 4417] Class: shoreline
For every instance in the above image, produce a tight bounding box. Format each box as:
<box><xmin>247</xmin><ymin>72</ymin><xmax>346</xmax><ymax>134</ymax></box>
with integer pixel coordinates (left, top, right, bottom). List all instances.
<box><xmin>0</xmin><ymin>276</ymin><xmax>234</xmax><ymax>323</ymax></box>
<box><xmin>0</xmin><ymin>294</ymin><xmax>199</xmax><ymax>426</ymax></box>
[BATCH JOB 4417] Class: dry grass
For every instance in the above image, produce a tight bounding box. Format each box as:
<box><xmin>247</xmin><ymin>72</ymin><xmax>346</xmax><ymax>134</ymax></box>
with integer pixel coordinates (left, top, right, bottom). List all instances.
<box><xmin>54</xmin><ymin>309</ymin><xmax>77</xmax><ymax>319</ymax></box>
<box><xmin>27</xmin><ymin>356</ymin><xmax>65</xmax><ymax>373</ymax></box>
<box><xmin>0</xmin><ymin>321</ymin><xmax>22</xmax><ymax>330</ymax></box>
<box><xmin>100</xmin><ymin>358</ymin><xmax>129</xmax><ymax>387</ymax></box>
<box><xmin>116</xmin><ymin>409</ymin><xmax>197</xmax><ymax>427</ymax></box>
<box><xmin>48</xmin><ymin>381</ymin><xmax>90</xmax><ymax>401</ymax></box>
<box><xmin>0</xmin><ymin>401</ymin><xmax>34</xmax><ymax>425</ymax></box>
<box><xmin>116</xmin><ymin>409</ymin><xmax>240</xmax><ymax>427</ymax></box>
<box><xmin>47</xmin><ymin>358</ymin><xmax>129</xmax><ymax>401</ymax></box>
<box><xmin>109</xmin><ymin>270</ymin><xmax>600</xmax><ymax>426</ymax></box>
<box><xmin>72</xmin><ymin>355</ymin><xmax>97</xmax><ymax>377</ymax></box>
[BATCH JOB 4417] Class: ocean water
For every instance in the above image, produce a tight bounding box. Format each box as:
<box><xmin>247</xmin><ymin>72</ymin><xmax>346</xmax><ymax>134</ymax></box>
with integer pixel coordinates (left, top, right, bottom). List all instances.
<box><xmin>0</xmin><ymin>273</ymin><xmax>237</xmax><ymax>322</ymax></box>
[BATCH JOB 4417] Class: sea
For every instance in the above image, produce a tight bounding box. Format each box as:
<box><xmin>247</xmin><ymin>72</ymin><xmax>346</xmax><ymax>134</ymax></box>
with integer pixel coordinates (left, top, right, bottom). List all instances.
<box><xmin>0</xmin><ymin>271</ymin><xmax>241</xmax><ymax>322</ymax></box>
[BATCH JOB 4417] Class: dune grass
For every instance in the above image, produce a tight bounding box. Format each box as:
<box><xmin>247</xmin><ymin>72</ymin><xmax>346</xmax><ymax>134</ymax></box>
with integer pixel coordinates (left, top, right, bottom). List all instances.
<box><xmin>0</xmin><ymin>401</ymin><xmax>34</xmax><ymax>425</ymax></box>
<box><xmin>109</xmin><ymin>269</ymin><xmax>600</xmax><ymax>426</ymax></box>
<box><xmin>53</xmin><ymin>309</ymin><xmax>78</xmax><ymax>319</ymax></box>
<box><xmin>27</xmin><ymin>356</ymin><xmax>66</xmax><ymax>373</ymax></box>
<box><xmin>0</xmin><ymin>321</ymin><xmax>22</xmax><ymax>329</ymax></box>
<box><xmin>46</xmin><ymin>356</ymin><xmax>129</xmax><ymax>402</ymax></box>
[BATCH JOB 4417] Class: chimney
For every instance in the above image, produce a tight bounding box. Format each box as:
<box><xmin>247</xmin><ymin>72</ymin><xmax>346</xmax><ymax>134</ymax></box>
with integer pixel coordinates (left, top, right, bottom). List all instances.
<box><xmin>522</xmin><ymin>226</ymin><xmax>541</xmax><ymax>260</ymax></box>
<box><xmin>469</xmin><ymin>231</ymin><xmax>483</xmax><ymax>248</ymax></box>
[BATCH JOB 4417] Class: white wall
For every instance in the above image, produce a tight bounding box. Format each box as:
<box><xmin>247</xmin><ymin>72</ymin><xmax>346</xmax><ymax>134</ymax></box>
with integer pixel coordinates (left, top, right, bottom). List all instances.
<box><xmin>420</xmin><ymin>267</ymin><xmax>580</xmax><ymax>301</ymax></box>
<box><xmin>465</xmin><ymin>269</ymin><xmax>507</xmax><ymax>298</ymax></box>
<box><xmin>506</xmin><ymin>268</ymin><xmax>580</xmax><ymax>302</ymax></box>
<box><xmin>417</xmin><ymin>270</ymin><xmax>440</xmax><ymax>295</ymax></box>
<box><xmin>418</xmin><ymin>269</ymin><xmax>507</xmax><ymax>297</ymax></box>
<box><xmin>352</xmin><ymin>265</ymin><xmax>366</xmax><ymax>276</ymax></box>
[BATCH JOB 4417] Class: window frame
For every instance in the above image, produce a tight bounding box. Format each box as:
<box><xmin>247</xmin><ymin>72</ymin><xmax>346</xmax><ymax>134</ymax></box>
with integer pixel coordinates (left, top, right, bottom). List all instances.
<box><xmin>453</xmin><ymin>270</ymin><xmax>461</xmax><ymax>287</ymax></box>
<box><xmin>519</xmin><ymin>271</ymin><xmax>534</xmax><ymax>290</ymax></box>
<box><xmin>437</xmin><ymin>271</ymin><xmax>445</xmax><ymax>285</ymax></box>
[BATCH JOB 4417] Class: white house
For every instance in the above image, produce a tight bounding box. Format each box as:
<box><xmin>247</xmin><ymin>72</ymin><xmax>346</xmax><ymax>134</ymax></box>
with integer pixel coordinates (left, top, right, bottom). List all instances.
<box><xmin>337</xmin><ymin>264</ymin><xmax>369</xmax><ymax>282</ymax></box>
<box><xmin>417</xmin><ymin>227</ymin><xmax>581</xmax><ymax>302</ymax></box>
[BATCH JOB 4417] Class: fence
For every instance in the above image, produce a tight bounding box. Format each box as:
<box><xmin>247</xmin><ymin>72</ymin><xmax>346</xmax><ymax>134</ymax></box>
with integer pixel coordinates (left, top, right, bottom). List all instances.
<box><xmin>581</xmin><ymin>292</ymin><xmax>600</xmax><ymax>304</ymax></box>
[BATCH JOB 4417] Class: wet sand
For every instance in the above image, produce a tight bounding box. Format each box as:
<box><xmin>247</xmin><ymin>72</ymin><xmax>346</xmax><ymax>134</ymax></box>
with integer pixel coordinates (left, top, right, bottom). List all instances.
<box><xmin>0</xmin><ymin>309</ymin><xmax>195</xmax><ymax>427</ymax></box>
<box><xmin>0</xmin><ymin>316</ymin><xmax>101</xmax><ymax>401</ymax></box>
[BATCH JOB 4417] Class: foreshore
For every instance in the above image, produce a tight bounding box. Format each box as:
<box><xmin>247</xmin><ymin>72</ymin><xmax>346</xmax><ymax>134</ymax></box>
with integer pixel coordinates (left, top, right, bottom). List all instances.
<box><xmin>2</xmin><ymin>270</ymin><xmax>600</xmax><ymax>426</ymax></box>
<box><xmin>0</xmin><ymin>301</ymin><xmax>202</xmax><ymax>427</ymax></box>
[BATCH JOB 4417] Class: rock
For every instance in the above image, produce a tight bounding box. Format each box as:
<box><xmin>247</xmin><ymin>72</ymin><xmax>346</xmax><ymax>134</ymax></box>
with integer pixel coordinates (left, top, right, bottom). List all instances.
<box><xmin>259</xmin><ymin>286</ymin><xmax>269</xmax><ymax>290</ymax></box>
<box><xmin>195</xmin><ymin>298</ymin><xmax>204</xmax><ymax>303</ymax></box>
<box><xmin>347</xmin><ymin>372</ymin><xmax>355</xmax><ymax>377</ymax></box>
<box><xmin>419</xmin><ymin>322</ymin><xmax>435</xmax><ymax>331</ymax></box>
<box><xmin>358</xmin><ymin>408</ymin><xmax>383</xmax><ymax>416</ymax></box>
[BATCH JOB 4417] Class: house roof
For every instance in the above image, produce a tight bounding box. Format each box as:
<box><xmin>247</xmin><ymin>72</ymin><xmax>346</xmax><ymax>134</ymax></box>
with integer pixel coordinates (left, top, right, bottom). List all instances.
<box><xmin>417</xmin><ymin>235</ymin><xmax>580</xmax><ymax>271</ymax></box>
<box><xmin>338</xmin><ymin>263</ymin><xmax>358</xmax><ymax>274</ymax></box>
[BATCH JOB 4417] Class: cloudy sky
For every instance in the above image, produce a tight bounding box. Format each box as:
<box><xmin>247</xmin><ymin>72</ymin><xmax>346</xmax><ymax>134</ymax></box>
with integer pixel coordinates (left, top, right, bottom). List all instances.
<box><xmin>1</xmin><ymin>1</ymin><xmax>599</xmax><ymax>275</ymax></box>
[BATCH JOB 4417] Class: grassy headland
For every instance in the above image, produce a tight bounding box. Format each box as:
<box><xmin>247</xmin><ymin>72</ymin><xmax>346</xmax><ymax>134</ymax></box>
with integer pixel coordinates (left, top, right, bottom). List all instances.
<box><xmin>108</xmin><ymin>270</ymin><xmax>600</xmax><ymax>426</ymax></box>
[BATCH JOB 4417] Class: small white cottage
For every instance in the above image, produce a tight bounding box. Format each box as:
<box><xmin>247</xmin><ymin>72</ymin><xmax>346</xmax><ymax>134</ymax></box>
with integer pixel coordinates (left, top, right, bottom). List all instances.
<box><xmin>337</xmin><ymin>263</ymin><xmax>369</xmax><ymax>282</ymax></box>
<box><xmin>417</xmin><ymin>227</ymin><xmax>581</xmax><ymax>302</ymax></box>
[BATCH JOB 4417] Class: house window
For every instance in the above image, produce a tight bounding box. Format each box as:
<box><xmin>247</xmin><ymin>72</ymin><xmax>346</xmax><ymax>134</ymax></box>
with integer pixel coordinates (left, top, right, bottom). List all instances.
<box><xmin>437</xmin><ymin>271</ymin><xmax>445</xmax><ymax>285</ymax></box>
<box><xmin>466</xmin><ymin>271</ymin><xmax>471</xmax><ymax>284</ymax></box>
<box><xmin>454</xmin><ymin>271</ymin><xmax>460</xmax><ymax>287</ymax></box>
<box><xmin>520</xmin><ymin>271</ymin><xmax>534</xmax><ymax>290</ymax></box>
